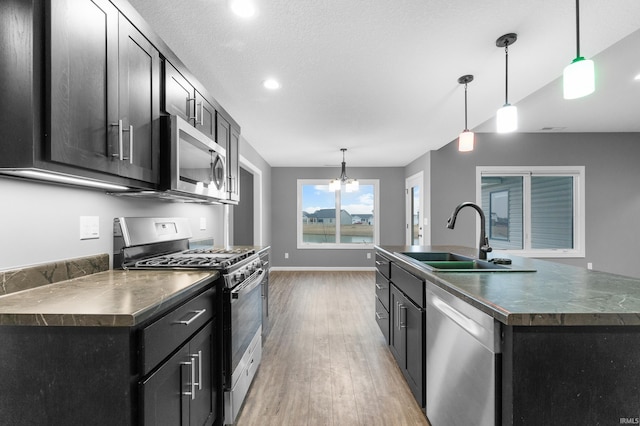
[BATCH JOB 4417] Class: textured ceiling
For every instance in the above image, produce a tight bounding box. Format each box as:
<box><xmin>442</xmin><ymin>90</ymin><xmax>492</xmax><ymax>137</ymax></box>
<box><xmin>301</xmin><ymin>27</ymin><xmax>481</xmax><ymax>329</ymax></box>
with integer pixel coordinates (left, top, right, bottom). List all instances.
<box><xmin>127</xmin><ymin>0</ymin><xmax>640</xmax><ymax>167</ymax></box>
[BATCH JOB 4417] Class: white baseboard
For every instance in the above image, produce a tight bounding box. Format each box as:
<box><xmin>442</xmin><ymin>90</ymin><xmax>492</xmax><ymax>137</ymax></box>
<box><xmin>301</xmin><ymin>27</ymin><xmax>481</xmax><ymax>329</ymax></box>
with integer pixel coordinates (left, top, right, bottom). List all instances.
<box><xmin>269</xmin><ymin>266</ymin><xmax>376</xmax><ymax>272</ymax></box>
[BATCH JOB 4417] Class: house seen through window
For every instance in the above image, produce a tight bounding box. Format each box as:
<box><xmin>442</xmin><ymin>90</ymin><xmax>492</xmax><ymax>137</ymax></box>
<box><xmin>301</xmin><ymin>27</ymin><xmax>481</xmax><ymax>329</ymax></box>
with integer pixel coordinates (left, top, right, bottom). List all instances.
<box><xmin>477</xmin><ymin>166</ymin><xmax>585</xmax><ymax>257</ymax></box>
<box><xmin>297</xmin><ymin>179</ymin><xmax>379</xmax><ymax>248</ymax></box>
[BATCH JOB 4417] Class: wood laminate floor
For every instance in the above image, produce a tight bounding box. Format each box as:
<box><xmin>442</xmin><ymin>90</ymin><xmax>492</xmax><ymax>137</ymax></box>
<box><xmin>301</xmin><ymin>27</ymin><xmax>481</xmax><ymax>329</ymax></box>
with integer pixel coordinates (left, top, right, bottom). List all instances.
<box><xmin>236</xmin><ymin>271</ymin><xmax>430</xmax><ymax>426</ymax></box>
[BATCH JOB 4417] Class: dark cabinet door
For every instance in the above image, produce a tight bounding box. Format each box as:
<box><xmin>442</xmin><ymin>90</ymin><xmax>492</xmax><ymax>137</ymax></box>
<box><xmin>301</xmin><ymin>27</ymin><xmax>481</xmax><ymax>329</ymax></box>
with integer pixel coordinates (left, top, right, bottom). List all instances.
<box><xmin>216</xmin><ymin>113</ymin><xmax>240</xmax><ymax>202</ymax></box>
<box><xmin>118</xmin><ymin>16</ymin><xmax>160</xmax><ymax>183</ymax></box>
<box><xmin>141</xmin><ymin>344</ymin><xmax>190</xmax><ymax>426</ymax></box>
<box><xmin>228</xmin><ymin>126</ymin><xmax>241</xmax><ymax>202</ymax></box>
<box><xmin>141</xmin><ymin>322</ymin><xmax>215</xmax><ymax>426</ymax></box>
<box><xmin>189</xmin><ymin>323</ymin><xmax>216</xmax><ymax>426</ymax></box>
<box><xmin>390</xmin><ymin>284</ymin><xmax>425</xmax><ymax>406</ymax></box>
<box><xmin>48</xmin><ymin>0</ymin><xmax>119</xmax><ymax>175</ymax></box>
<box><xmin>195</xmin><ymin>91</ymin><xmax>216</xmax><ymax>141</ymax></box>
<box><xmin>389</xmin><ymin>284</ymin><xmax>406</xmax><ymax>366</ymax></box>
<box><xmin>164</xmin><ymin>61</ymin><xmax>195</xmax><ymax>123</ymax></box>
<box><xmin>404</xmin><ymin>298</ymin><xmax>424</xmax><ymax>405</ymax></box>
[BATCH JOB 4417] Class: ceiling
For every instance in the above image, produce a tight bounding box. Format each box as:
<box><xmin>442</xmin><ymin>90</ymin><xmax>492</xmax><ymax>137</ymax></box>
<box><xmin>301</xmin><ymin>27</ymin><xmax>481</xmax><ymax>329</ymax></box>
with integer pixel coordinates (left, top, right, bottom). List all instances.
<box><xmin>127</xmin><ymin>0</ymin><xmax>640</xmax><ymax>167</ymax></box>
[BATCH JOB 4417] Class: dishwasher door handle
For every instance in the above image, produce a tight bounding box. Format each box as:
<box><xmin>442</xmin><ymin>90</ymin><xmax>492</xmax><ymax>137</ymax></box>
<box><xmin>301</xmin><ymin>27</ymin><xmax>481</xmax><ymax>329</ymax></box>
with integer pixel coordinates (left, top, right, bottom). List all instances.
<box><xmin>431</xmin><ymin>295</ymin><xmax>482</xmax><ymax>338</ymax></box>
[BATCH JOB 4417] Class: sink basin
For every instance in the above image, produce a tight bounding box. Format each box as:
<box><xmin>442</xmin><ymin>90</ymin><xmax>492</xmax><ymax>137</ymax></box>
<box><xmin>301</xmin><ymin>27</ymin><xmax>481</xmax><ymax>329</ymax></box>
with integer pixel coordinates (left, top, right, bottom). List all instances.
<box><xmin>395</xmin><ymin>252</ymin><xmax>536</xmax><ymax>273</ymax></box>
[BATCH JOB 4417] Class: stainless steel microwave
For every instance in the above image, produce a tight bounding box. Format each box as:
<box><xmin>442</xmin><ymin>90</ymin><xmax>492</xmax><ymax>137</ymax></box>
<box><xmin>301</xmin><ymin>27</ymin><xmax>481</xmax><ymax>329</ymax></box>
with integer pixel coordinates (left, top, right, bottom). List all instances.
<box><xmin>108</xmin><ymin>115</ymin><xmax>227</xmax><ymax>203</ymax></box>
<box><xmin>164</xmin><ymin>115</ymin><xmax>227</xmax><ymax>201</ymax></box>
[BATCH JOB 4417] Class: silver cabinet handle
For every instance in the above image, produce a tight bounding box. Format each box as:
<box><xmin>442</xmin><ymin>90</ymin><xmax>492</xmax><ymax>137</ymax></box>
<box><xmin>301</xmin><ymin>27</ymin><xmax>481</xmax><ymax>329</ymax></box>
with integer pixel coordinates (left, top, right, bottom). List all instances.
<box><xmin>180</xmin><ymin>357</ymin><xmax>196</xmax><ymax>400</ymax></box>
<box><xmin>399</xmin><ymin>304</ymin><xmax>407</xmax><ymax>329</ymax></box>
<box><xmin>172</xmin><ymin>309</ymin><xmax>206</xmax><ymax>326</ymax></box>
<box><xmin>375</xmin><ymin>311</ymin><xmax>387</xmax><ymax>320</ymax></box>
<box><xmin>375</xmin><ymin>260</ymin><xmax>382</xmax><ymax>265</ymax></box>
<box><xmin>191</xmin><ymin>350</ymin><xmax>203</xmax><ymax>390</ymax></box>
<box><xmin>197</xmin><ymin>101</ymin><xmax>204</xmax><ymax>125</ymax></box>
<box><xmin>375</xmin><ymin>283</ymin><xmax>387</xmax><ymax>290</ymax></box>
<box><xmin>128</xmin><ymin>124</ymin><xmax>133</xmax><ymax>164</ymax></box>
<box><xmin>110</xmin><ymin>120</ymin><xmax>124</xmax><ymax>160</ymax></box>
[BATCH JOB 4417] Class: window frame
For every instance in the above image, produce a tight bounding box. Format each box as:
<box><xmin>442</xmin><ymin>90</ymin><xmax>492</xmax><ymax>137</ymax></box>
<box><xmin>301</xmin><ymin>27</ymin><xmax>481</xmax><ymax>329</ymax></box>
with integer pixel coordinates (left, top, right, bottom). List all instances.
<box><xmin>297</xmin><ymin>179</ymin><xmax>380</xmax><ymax>249</ymax></box>
<box><xmin>476</xmin><ymin>166</ymin><xmax>585</xmax><ymax>258</ymax></box>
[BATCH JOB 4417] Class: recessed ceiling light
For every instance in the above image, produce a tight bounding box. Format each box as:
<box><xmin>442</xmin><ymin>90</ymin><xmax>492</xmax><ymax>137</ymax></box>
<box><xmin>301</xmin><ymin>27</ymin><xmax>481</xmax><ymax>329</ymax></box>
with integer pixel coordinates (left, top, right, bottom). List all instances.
<box><xmin>230</xmin><ymin>0</ymin><xmax>256</xmax><ymax>18</ymax></box>
<box><xmin>263</xmin><ymin>79</ymin><xmax>281</xmax><ymax>90</ymax></box>
<box><xmin>634</xmin><ymin>73</ymin><xmax>640</xmax><ymax>81</ymax></box>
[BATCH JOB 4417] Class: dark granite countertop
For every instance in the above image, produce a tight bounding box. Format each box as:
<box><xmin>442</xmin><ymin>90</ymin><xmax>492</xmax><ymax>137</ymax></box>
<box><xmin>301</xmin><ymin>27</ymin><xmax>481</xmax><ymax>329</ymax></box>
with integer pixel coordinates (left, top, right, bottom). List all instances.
<box><xmin>0</xmin><ymin>269</ymin><xmax>218</xmax><ymax>327</ymax></box>
<box><xmin>376</xmin><ymin>245</ymin><xmax>640</xmax><ymax>327</ymax></box>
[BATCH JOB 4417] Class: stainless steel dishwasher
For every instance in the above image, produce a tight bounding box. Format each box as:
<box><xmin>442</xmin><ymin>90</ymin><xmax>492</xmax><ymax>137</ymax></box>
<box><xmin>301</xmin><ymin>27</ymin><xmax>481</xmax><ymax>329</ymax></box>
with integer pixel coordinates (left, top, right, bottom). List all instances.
<box><xmin>426</xmin><ymin>282</ymin><xmax>501</xmax><ymax>426</ymax></box>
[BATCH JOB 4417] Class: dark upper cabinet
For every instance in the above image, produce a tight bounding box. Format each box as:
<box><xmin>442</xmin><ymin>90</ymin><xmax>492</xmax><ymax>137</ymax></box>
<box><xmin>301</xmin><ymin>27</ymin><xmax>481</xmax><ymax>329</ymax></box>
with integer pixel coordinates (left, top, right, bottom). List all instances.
<box><xmin>216</xmin><ymin>113</ymin><xmax>240</xmax><ymax>203</ymax></box>
<box><xmin>164</xmin><ymin>61</ymin><xmax>216</xmax><ymax>141</ymax></box>
<box><xmin>117</xmin><ymin>15</ymin><xmax>161</xmax><ymax>183</ymax></box>
<box><xmin>47</xmin><ymin>0</ymin><xmax>120</xmax><ymax>176</ymax></box>
<box><xmin>47</xmin><ymin>0</ymin><xmax>160</xmax><ymax>184</ymax></box>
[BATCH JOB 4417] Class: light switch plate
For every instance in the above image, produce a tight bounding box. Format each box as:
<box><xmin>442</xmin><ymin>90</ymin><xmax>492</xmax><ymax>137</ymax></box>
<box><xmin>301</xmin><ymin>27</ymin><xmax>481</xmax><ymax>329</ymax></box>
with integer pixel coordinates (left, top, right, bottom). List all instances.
<box><xmin>80</xmin><ymin>216</ymin><xmax>99</xmax><ymax>240</ymax></box>
<box><xmin>200</xmin><ymin>217</ymin><xmax>207</xmax><ymax>230</ymax></box>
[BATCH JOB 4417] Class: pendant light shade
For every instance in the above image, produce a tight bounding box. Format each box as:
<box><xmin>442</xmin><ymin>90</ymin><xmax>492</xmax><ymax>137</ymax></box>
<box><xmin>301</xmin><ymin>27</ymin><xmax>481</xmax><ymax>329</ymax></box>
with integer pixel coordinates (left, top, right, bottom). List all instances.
<box><xmin>457</xmin><ymin>74</ymin><xmax>475</xmax><ymax>152</ymax></box>
<box><xmin>330</xmin><ymin>149</ymin><xmax>358</xmax><ymax>192</ymax></box>
<box><xmin>563</xmin><ymin>0</ymin><xmax>595</xmax><ymax>99</ymax></box>
<box><xmin>496</xmin><ymin>33</ymin><xmax>518</xmax><ymax>133</ymax></box>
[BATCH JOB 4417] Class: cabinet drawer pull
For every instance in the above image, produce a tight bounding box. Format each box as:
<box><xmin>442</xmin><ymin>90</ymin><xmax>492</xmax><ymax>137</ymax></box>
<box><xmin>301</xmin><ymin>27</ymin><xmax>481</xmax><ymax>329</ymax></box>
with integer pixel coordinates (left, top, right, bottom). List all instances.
<box><xmin>399</xmin><ymin>304</ymin><xmax>407</xmax><ymax>329</ymax></box>
<box><xmin>197</xmin><ymin>101</ymin><xmax>204</xmax><ymax>125</ymax></box>
<box><xmin>375</xmin><ymin>283</ymin><xmax>387</xmax><ymax>290</ymax></box>
<box><xmin>375</xmin><ymin>311</ymin><xmax>388</xmax><ymax>320</ymax></box>
<box><xmin>173</xmin><ymin>309</ymin><xmax>206</xmax><ymax>326</ymax></box>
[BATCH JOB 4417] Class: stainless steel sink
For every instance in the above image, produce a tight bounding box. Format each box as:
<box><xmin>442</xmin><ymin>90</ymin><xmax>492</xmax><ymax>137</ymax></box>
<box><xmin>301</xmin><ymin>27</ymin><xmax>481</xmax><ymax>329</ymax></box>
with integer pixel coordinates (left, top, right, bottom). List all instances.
<box><xmin>395</xmin><ymin>252</ymin><xmax>536</xmax><ymax>273</ymax></box>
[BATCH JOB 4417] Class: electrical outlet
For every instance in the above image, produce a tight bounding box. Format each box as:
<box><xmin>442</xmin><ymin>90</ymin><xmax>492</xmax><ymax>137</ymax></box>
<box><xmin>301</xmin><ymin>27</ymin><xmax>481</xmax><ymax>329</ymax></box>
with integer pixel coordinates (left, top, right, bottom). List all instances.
<box><xmin>199</xmin><ymin>217</ymin><xmax>207</xmax><ymax>230</ymax></box>
<box><xmin>284</xmin><ymin>253</ymin><xmax>289</xmax><ymax>259</ymax></box>
<box><xmin>80</xmin><ymin>216</ymin><xmax>99</xmax><ymax>240</ymax></box>
<box><xmin>367</xmin><ymin>253</ymin><xmax>371</xmax><ymax>259</ymax></box>
<box><xmin>587</xmin><ymin>262</ymin><xmax>593</xmax><ymax>270</ymax></box>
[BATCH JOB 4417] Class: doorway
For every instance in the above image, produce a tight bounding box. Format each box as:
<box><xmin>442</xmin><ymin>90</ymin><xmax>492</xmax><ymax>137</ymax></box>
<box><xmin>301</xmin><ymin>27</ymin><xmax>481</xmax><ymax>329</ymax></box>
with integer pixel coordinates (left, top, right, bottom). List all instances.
<box><xmin>233</xmin><ymin>167</ymin><xmax>254</xmax><ymax>245</ymax></box>
<box><xmin>406</xmin><ymin>172</ymin><xmax>424</xmax><ymax>246</ymax></box>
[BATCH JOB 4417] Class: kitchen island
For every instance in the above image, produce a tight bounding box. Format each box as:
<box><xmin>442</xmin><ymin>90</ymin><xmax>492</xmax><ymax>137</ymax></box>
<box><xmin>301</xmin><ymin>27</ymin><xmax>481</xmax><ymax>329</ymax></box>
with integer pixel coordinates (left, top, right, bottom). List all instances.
<box><xmin>376</xmin><ymin>245</ymin><xmax>640</xmax><ymax>426</ymax></box>
<box><xmin>0</xmin><ymin>268</ymin><xmax>222</xmax><ymax>426</ymax></box>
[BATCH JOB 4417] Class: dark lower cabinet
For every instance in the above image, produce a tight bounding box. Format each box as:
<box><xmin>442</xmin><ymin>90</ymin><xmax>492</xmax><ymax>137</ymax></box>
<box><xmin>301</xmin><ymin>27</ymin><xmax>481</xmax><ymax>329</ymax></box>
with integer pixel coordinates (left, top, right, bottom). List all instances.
<box><xmin>390</xmin><ymin>283</ymin><xmax>425</xmax><ymax>407</ymax></box>
<box><xmin>142</xmin><ymin>322</ymin><xmax>217</xmax><ymax>426</ymax></box>
<box><xmin>0</xmin><ymin>284</ymin><xmax>223</xmax><ymax>426</ymax></box>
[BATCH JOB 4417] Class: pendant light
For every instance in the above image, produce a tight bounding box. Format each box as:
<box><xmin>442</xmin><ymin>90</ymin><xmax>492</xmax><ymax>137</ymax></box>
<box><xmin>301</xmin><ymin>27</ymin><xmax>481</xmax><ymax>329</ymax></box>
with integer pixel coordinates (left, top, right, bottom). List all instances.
<box><xmin>496</xmin><ymin>33</ymin><xmax>518</xmax><ymax>133</ymax></box>
<box><xmin>329</xmin><ymin>148</ymin><xmax>359</xmax><ymax>192</ymax></box>
<box><xmin>457</xmin><ymin>74</ymin><xmax>475</xmax><ymax>152</ymax></box>
<box><xmin>563</xmin><ymin>0</ymin><xmax>595</xmax><ymax>99</ymax></box>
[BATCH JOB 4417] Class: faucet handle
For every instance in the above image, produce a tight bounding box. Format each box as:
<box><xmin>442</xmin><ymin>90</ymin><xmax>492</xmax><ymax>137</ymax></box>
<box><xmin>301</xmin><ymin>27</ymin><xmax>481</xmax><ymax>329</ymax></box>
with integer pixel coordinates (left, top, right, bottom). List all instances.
<box><xmin>481</xmin><ymin>237</ymin><xmax>493</xmax><ymax>253</ymax></box>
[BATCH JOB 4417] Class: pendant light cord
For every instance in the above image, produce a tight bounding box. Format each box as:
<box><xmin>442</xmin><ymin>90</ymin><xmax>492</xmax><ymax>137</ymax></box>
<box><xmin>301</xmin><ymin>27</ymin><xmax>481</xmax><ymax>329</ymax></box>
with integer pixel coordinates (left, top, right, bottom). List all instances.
<box><xmin>504</xmin><ymin>44</ymin><xmax>509</xmax><ymax>105</ymax></box>
<box><xmin>463</xmin><ymin>83</ymin><xmax>469</xmax><ymax>131</ymax></box>
<box><xmin>575</xmin><ymin>0</ymin><xmax>581</xmax><ymax>58</ymax></box>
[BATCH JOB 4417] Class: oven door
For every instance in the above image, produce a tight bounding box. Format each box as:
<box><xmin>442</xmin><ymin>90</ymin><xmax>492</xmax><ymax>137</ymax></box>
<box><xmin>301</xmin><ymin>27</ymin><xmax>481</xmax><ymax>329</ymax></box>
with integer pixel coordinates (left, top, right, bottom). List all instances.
<box><xmin>228</xmin><ymin>269</ymin><xmax>264</xmax><ymax>380</ymax></box>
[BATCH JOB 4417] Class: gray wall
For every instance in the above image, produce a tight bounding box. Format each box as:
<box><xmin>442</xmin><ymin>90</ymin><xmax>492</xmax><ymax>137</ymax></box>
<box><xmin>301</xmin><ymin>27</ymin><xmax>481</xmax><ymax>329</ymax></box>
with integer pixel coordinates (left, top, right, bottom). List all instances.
<box><xmin>270</xmin><ymin>166</ymin><xmax>405</xmax><ymax>268</ymax></box>
<box><xmin>0</xmin><ymin>177</ymin><xmax>225</xmax><ymax>270</ymax></box>
<box><xmin>429</xmin><ymin>132</ymin><xmax>640</xmax><ymax>278</ymax></box>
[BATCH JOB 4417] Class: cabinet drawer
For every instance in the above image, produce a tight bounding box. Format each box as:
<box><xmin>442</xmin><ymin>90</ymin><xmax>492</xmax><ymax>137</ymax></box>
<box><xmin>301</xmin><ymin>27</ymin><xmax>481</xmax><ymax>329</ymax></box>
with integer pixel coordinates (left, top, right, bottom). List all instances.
<box><xmin>390</xmin><ymin>263</ymin><xmax>424</xmax><ymax>308</ymax></box>
<box><xmin>375</xmin><ymin>297</ymin><xmax>390</xmax><ymax>344</ymax></box>
<box><xmin>141</xmin><ymin>287</ymin><xmax>215</xmax><ymax>374</ymax></box>
<box><xmin>375</xmin><ymin>253</ymin><xmax>390</xmax><ymax>279</ymax></box>
<box><xmin>375</xmin><ymin>271</ymin><xmax>390</xmax><ymax>311</ymax></box>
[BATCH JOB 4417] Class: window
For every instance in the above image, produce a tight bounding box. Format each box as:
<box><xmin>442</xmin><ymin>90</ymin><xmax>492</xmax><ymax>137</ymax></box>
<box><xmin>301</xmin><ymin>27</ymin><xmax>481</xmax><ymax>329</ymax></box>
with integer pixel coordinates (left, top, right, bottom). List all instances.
<box><xmin>476</xmin><ymin>166</ymin><xmax>585</xmax><ymax>257</ymax></box>
<box><xmin>297</xmin><ymin>179</ymin><xmax>379</xmax><ymax>249</ymax></box>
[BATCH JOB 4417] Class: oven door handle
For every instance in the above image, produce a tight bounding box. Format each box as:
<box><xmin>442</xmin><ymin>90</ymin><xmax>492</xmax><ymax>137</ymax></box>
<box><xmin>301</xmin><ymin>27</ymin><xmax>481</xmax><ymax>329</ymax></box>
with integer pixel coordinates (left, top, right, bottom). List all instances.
<box><xmin>230</xmin><ymin>270</ymin><xmax>265</xmax><ymax>303</ymax></box>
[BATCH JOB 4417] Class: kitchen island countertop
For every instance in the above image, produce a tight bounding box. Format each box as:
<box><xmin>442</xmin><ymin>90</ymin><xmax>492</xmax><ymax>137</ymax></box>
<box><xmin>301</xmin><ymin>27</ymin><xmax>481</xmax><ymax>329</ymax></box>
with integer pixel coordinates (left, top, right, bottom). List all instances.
<box><xmin>376</xmin><ymin>245</ymin><xmax>640</xmax><ymax>326</ymax></box>
<box><xmin>0</xmin><ymin>269</ymin><xmax>218</xmax><ymax>327</ymax></box>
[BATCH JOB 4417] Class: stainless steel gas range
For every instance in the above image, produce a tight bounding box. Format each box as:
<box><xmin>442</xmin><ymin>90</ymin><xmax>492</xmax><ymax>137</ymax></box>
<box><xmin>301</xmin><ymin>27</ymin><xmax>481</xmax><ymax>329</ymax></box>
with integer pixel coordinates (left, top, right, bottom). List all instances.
<box><xmin>113</xmin><ymin>217</ymin><xmax>264</xmax><ymax>425</ymax></box>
